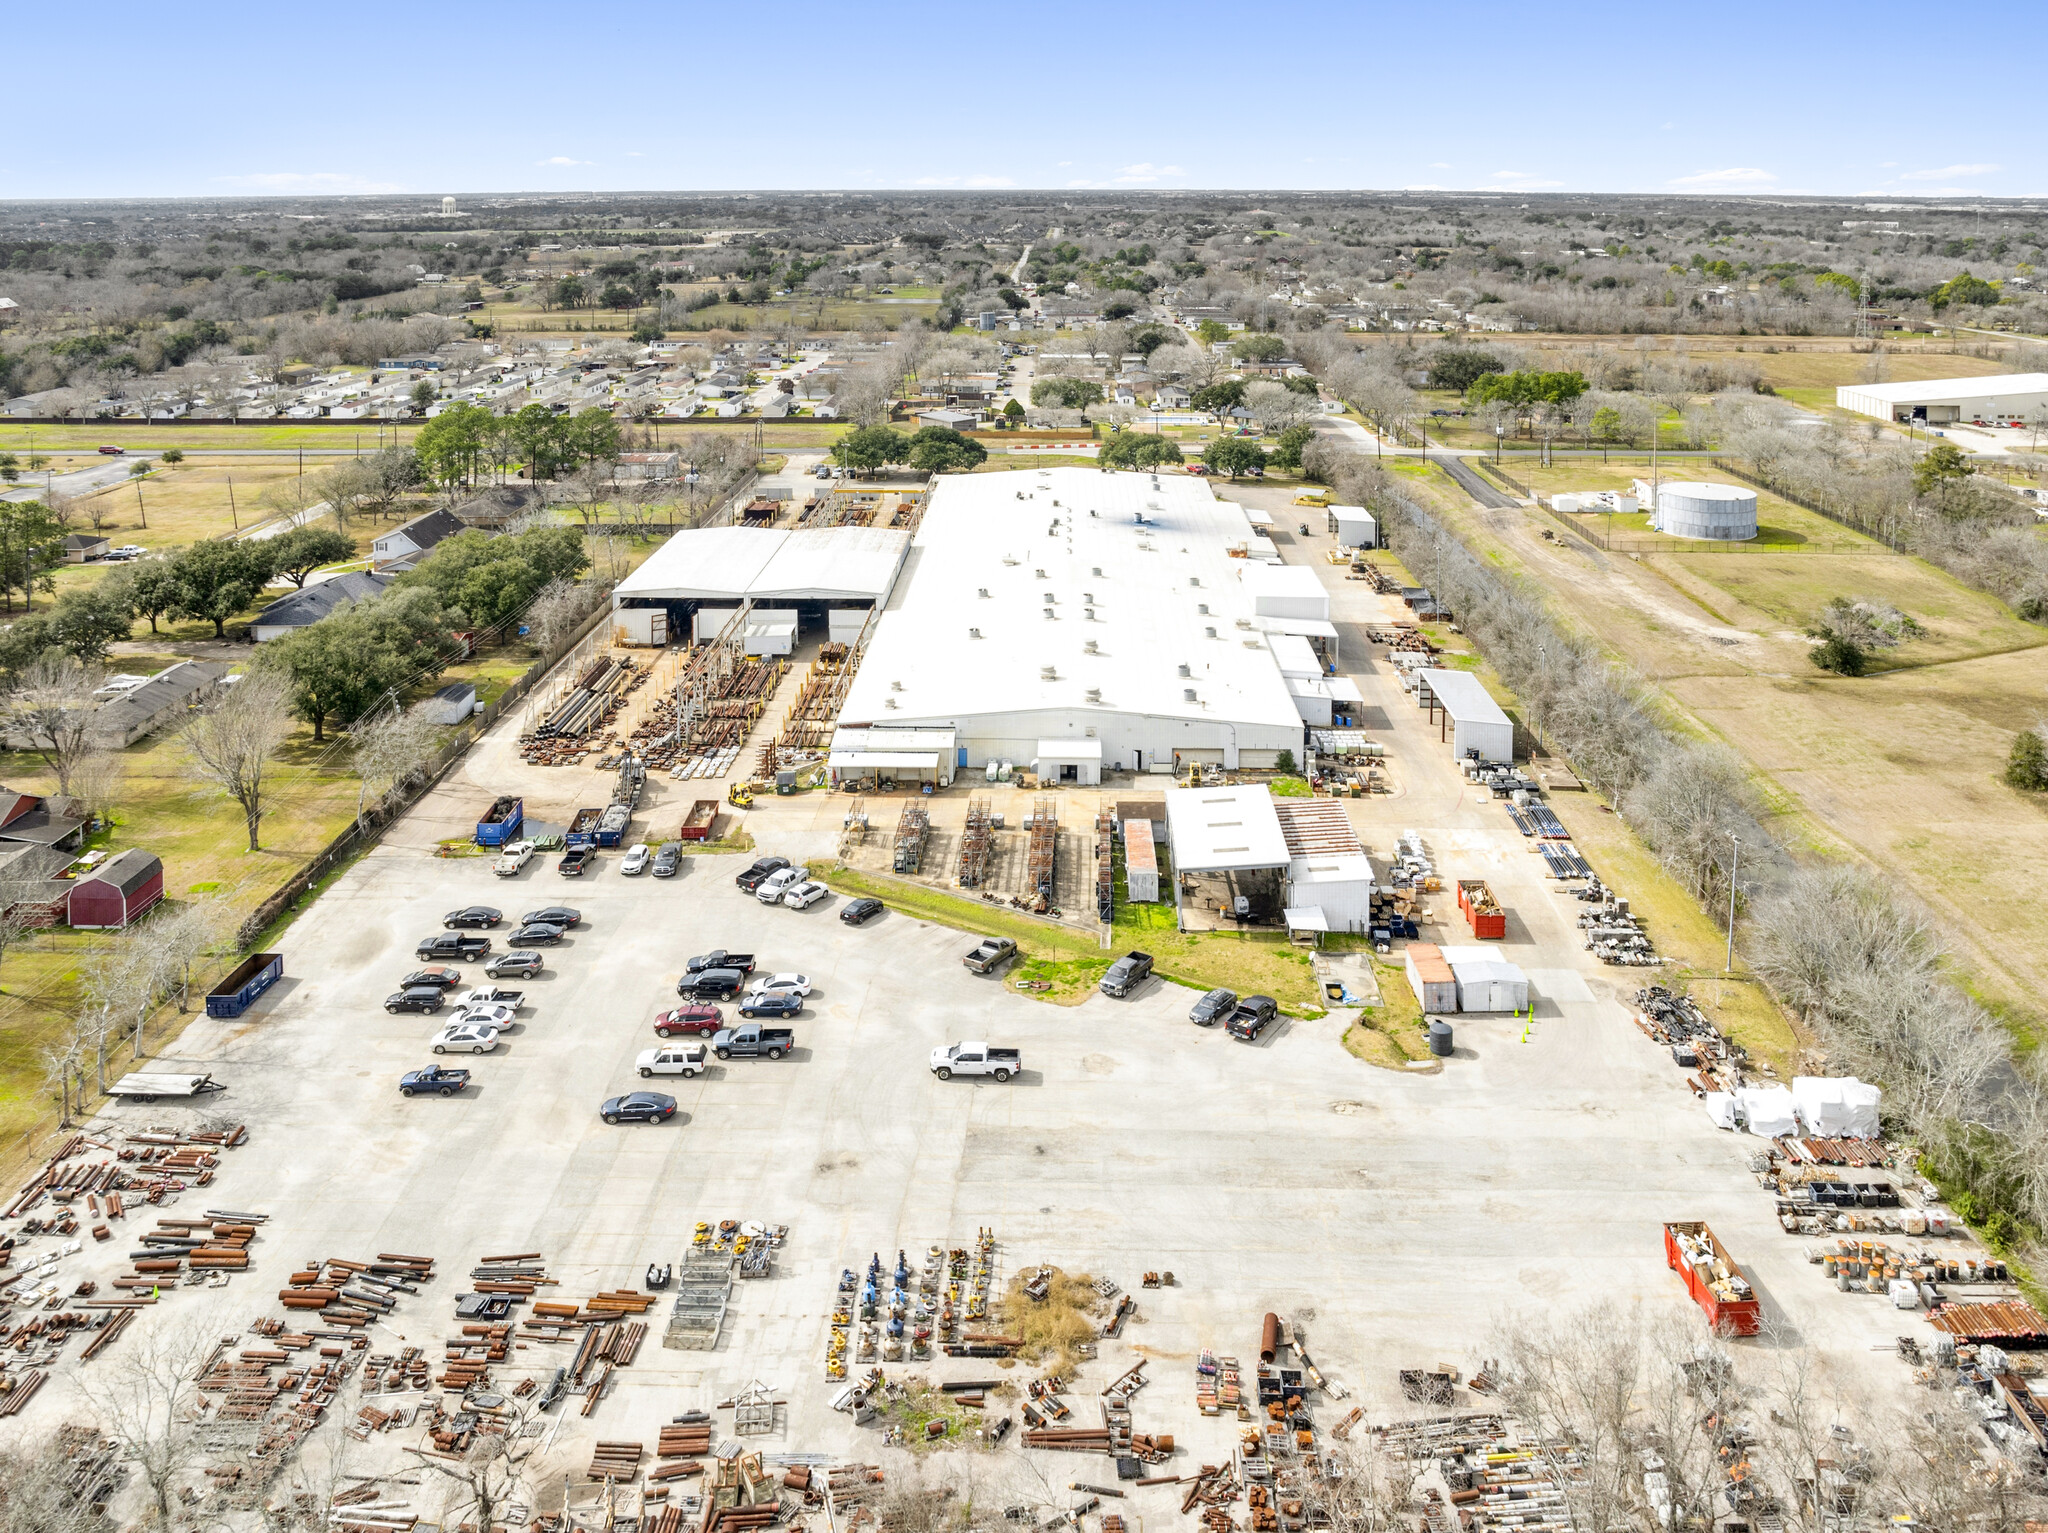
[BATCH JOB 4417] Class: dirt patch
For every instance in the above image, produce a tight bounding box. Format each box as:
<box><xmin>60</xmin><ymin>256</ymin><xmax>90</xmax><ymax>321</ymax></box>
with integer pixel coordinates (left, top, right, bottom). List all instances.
<box><xmin>998</xmin><ymin>1264</ymin><xmax>1105</xmax><ymax>1375</ymax></box>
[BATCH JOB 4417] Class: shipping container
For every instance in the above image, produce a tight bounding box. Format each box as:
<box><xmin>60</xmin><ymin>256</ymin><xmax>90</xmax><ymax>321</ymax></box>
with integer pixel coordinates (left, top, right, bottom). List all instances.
<box><xmin>206</xmin><ymin>952</ymin><xmax>283</xmax><ymax>1019</ymax></box>
<box><xmin>565</xmin><ymin>808</ymin><xmax>605</xmax><ymax>849</ymax></box>
<box><xmin>1663</xmin><ymin>1221</ymin><xmax>1761</xmax><ymax>1336</ymax></box>
<box><xmin>475</xmin><ymin>795</ymin><xmax>525</xmax><ymax>847</ymax></box>
<box><xmin>1456</xmin><ymin>878</ymin><xmax>1506</xmax><ymax>939</ymax></box>
<box><xmin>677</xmin><ymin>799</ymin><xmax>720</xmax><ymax>841</ymax></box>
<box><xmin>1403</xmin><ymin>942</ymin><xmax>1458</xmax><ymax>1014</ymax></box>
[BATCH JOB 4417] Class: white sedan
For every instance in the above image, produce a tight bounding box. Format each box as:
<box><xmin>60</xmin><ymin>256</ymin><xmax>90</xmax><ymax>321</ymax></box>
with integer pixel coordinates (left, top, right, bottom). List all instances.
<box><xmin>781</xmin><ymin>880</ymin><xmax>830</xmax><ymax>911</ymax></box>
<box><xmin>620</xmin><ymin>843</ymin><xmax>651</xmax><ymax>875</ymax></box>
<box><xmin>431</xmin><ymin>1023</ymin><xmax>502</xmax><ymax>1055</ymax></box>
<box><xmin>744</xmin><ymin>972</ymin><xmax>813</xmax><ymax>998</ymax></box>
<box><xmin>452</xmin><ymin>1002</ymin><xmax>518</xmax><ymax>1028</ymax></box>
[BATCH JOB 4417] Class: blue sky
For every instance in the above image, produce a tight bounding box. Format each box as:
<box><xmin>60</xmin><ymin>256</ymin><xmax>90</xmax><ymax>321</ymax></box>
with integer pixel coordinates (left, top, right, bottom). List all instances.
<box><xmin>7</xmin><ymin>3</ymin><xmax>2043</xmax><ymax>202</ymax></box>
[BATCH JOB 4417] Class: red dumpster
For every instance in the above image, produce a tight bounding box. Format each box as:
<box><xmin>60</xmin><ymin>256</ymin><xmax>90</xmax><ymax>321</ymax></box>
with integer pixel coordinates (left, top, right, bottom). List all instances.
<box><xmin>1664</xmin><ymin>1221</ymin><xmax>1761</xmax><ymax>1336</ymax></box>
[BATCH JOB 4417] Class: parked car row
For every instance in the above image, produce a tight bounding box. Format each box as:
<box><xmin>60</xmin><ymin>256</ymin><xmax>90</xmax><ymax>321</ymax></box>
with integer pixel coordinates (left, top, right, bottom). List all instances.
<box><xmin>394</xmin><ymin>918</ymin><xmax>588</xmax><ymax>1095</ymax></box>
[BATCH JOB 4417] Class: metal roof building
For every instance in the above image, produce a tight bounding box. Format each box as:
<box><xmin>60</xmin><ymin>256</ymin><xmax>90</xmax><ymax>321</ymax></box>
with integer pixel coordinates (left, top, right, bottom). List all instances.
<box><xmin>1836</xmin><ymin>372</ymin><xmax>2048</xmax><ymax>425</ymax></box>
<box><xmin>835</xmin><ymin>467</ymin><xmax>1304</xmax><ymax>774</ymax></box>
<box><xmin>613</xmin><ymin>525</ymin><xmax>912</xmax><ymax>607</ymax></box>
<box><xmin>1418</xmin><ymin>668</ymin><xmax>1515</xmax><ymax>763</ymax></box>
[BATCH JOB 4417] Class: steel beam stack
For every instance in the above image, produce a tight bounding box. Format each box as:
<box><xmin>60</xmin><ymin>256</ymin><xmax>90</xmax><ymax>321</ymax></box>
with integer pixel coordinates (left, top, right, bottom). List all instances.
<box><xmin>957</xmin><ymin>796</ymin><xmax>993</xmax><ymax>888</ymax></box>
<box><xmin>1029</xmin><ymin>798</ymin><xmax>1058</xmax><ymax>899</ymax></box>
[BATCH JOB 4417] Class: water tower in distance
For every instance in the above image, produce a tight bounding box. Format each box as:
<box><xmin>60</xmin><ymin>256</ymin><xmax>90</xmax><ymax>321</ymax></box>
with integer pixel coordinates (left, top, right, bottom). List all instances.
<box><xmin>441</xmin><ymin>196</ymin><xmax>458</xmax><ymax>216</ymax></box>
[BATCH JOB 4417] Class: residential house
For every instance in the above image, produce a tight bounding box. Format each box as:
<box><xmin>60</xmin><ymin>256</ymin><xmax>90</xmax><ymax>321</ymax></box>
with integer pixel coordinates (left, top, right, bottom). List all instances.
<box><xmin>917</xmin><ymin>408</ymin><xmax>979</xmax><ymax>432</ymax></box>
<box><xmin>450</xmin><ymin>485</ymin><xmax>542</xmax><ymax>528</ymax></box>
<box><xmin>371</xmin><ymin>508</ymin><xmax>470</xmax><ymax>572</ymax></box>
<box><xmin>77</xmin><ymin>661</ymin><xmax>229</xmax><ymax>748</ymax></box>
<box><xmin>0</xmin><ymin>842</ymin><xmax>82</xmax><ymax>925</ymax></box>
<box><xmin>63</xmin><ymin>533</ymin><xmax>111</xmax><ymax>564</ymax></box>
<box><xmin>251</xmin><ymin>571</ymin><xmax>396</xmax><ymax>642</ymax></box>
<box><xmin>615</xmin><ymin>452</ymin><xmax>682</xmax><ymax>481</ymax></box>
<box><xmin>1153</xmin><ymin>384</ymin><xmax>1192</xmax><ymax>410</ymax></box>
<box><xmin>0</xmin><ymin>787</ymin><xmax>86</xmax><ymax>852</ymax></box>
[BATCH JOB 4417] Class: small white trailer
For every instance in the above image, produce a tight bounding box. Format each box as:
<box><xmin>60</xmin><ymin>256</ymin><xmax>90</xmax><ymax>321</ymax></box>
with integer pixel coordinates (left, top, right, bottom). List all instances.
<box><xmin>107</xmin><ymin>1072</ymin><xmax>224</xmax><ymax>1103</ymax></box>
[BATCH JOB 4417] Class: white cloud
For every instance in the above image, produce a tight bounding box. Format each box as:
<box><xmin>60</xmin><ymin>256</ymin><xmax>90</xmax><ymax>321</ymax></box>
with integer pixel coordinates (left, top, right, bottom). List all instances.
<box><xmin>213</xmin><ymin>171</ymin><xmax>405</xmax><ymax>193</ymax></box>
<box><xmin>1668</xmin><ymin>166</ymin><xmax>1776</xmax><ymax>188</ymax></box>
<box><xmin>536</xmin><ymin>156</ymin><xmax>591</xmax><ymax>167</ymax></box>
<box><xmin>1428</xmin><ymin>162</ymin><xmax>1452</xmax><ymax>170</ymax></box>
<box><xmin>912</xmin><ymin>173</ymin><xmax>1015</xmax><ymax>188</ymax></box>
<box><xmin>1488</xmin><ymin>170</ymin><xmax>1562</xmax><ymax>189</ymax></box>
<box><xmin>1899</xmin><ymin>163</ymin><xmax>1999</xmax><ymax>181</ymax></box>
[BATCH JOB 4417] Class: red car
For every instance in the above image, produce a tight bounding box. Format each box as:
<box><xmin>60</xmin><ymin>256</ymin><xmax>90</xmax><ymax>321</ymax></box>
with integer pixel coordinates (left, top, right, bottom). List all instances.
<box><xmin>654</xmin><ymin>1003</ymin><xmax>723</xmax><ymax>1038</ymax></box>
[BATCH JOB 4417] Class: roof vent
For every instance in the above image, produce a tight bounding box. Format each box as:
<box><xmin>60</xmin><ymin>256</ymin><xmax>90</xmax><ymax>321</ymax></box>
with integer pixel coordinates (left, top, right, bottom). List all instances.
<box><xmin>885</xmin><ymin>697</ymin><xmax>898</xmax><ymax>709</ymax></box>
<box><xmin>1083</xmin><ymin>592</ymin><xmax>1094</xmax><ymax>605</ymax></box>
<box><xmin>1197</xmin><ymin>602</ymin><xmax>1210</xmax><ymax>615</ymax></box>
<box><xmin>1035</xmin><ymin>568</ymin><xmax>1047</xmax><ymax>579</ymax></box>
<box><xmin>1091</xmin><ymin>566</ymin><xmax>1102</xmax><ymax>578</ymax></box>
<box><xmin>1184</xmin><ymin>688</ymin><xmax>1198</xmax><ymax>703</ymax></box>
<box><xmin>1178</xmin><ymin>663</ymin><xmax>1191</xmax><ymax>678</ymax></box>
<box><xmin>1015</xmin><ymin>491</ymin><xmax>1024</xmax><ymax>500</ymax></box>
<box><xmin>978</xmin><ymin>587</ymin><xmax>990</xmax><ymax>598</ymax></box>
<box><xmin>1084</xmin><ymin>639</ymin><xmax>1099</xmax><ymax>654</ymax></box>
<box><xmin>1243</xmin><ymin>638</ymin><xmax>1263</xmax><ymax>648</ymax></box>
<box><xmin>1086</xmin><ymin>688</ymin><xmax>1102</xmax><ymax>704</ymax></box>
<box><xmin>1189</xmin><ymin>576</ymin><xmax>1202</xmax><ymax>587</ymax></box>
<box><xmin>1084</xmin><ymin>606</ymin><xmax>1095</xmax><ymax>621</ymax></box>
<box><xmin>1205</xmin><ymin>626</ymin><xmax>1217</xmax><ymax>639</ymax></box>
<box><xmin>970</xmin><ymin>627</ymin><xmax>982</xmax><ymax>639</ymax></box>
<box><xmin>1089</xmin><ymin>509</ymin><xmax>1098</xmax><ymax>517</ymax></box>
<box><xmin>1043</xmin><ymin>607</ymin><xmax>1055</xmax><ymax>620</ymax></box>
<box><xmin>1041</xmin><ymin>665</ymin><xmax>1059</xmax><ymax>681</ymax></box>
<box><xmin>890</xmin><ymin>680</ymin><xmax>902</xmax><ymax>691</ymax></box>
<box><xmin>1235</xmin><ymin>617</ymin><xmax>1252</xmax><ymax>629</ymax></box>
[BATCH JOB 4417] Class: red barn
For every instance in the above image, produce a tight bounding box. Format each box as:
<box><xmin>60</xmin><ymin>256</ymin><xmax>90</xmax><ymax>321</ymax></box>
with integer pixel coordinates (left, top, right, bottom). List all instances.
<box><xmin>67</xmin><ymin>849</ymin><xmax>165</xmax><ymax>930</ymax></box>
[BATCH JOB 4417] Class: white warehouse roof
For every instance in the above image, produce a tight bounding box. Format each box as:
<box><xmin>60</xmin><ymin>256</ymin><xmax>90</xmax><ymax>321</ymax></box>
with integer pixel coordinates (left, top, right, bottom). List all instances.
<box><xmin>613</xmin><ymin>524</ymin><xmax>912</xmax><ymax>605</ymax></box>
<box><xmin>1837</xmin><ymin>372</ymin><xmax>2048</xmax><ymax>418</ymax></box>
<box><xmin>837</xmin><ymin>467</ymin><xmax>1302</xmax><ymax>736</ymax></box>
<box><xmin>1165</xmin><ymin>785</ymin><xmax>1290</xmax><ymax>872</ymax></box>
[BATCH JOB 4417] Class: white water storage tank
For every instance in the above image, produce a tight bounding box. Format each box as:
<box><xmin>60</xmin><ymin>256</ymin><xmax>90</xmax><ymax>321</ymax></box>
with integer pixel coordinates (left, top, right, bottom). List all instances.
<box><xmin>1654</xmin><ymin>481</ymin><xmax>1757</xmax><ymax>541</ymax></box>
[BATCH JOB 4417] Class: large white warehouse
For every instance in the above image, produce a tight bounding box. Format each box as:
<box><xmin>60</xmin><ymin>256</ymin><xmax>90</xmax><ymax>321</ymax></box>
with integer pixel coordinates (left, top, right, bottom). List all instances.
<box><xmin>610</xmin><ymin>524</ymin><xmax>912</xmax><ymax>646</ymax></box>
<box><xmin>836</xmin><ymin>467</ymin><xmax>1307</xmax><ymax>774</ymax></box>
<box><xmin>1836</xmin><ymin>373</ymin><xmax>2048</xmax><ymax>426</ymax></box>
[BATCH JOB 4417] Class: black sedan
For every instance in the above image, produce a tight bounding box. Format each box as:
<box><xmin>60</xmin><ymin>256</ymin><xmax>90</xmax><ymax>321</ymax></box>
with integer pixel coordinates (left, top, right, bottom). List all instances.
<box><xmin>1226</xmin><ymin>995</ymin><xmax>1280</xmax><ymax>1041</ymax></box>
<box><xmin>522</xmin><ymin>906</ymin><xmax>582</xmax><ymax>927</ymax></box>
<box><xmin>601</xmin><ymin>1091</ymin><xmax>677</xmax><ymax>1125</ymax></box>
<box><xmin>839</xmin><ymin>897</ymin><xmax>885</xmax><ymax>926</ymax></box>
<box><xmin>443</xmin><ymin>905</ymin><xmax>503</xmax><ymax>930</ymax></box>
<box><xmin>651</xmin><ymin>843</ymin><xmax>682</xmax><ymax>878</ymax></box>
<box><xmin>485</xmin><ymin>950</ymin><xmax>544</xmax><ymax>980</ymax></box>
<box><xmin>385</xmin><ymin>986</ymin><xmax>447</xmax><ymax>1015</ymax></box>
<box><xmin>401</xmin><ymin>967</ymin><xmax>464</xmax><ymax>991</ymax></box>
<box><xmin>737</xmin><ymin>992</ymin><xmax>803</xmax><ymax>1019</ymax></box>
<box><xmin>1189</xmin><ymin>987</ymin><xmax>1238</xmax><ymax>1027</ymax></box>
<box><xmin>510</xmin><ymin>922</ymin><xmax>567</xmax><ymax>947</ymax></box>
<box><xmin>734</xmin><ymin>856</ymin><xmax>790</xmax><ymax>892</ymax></box>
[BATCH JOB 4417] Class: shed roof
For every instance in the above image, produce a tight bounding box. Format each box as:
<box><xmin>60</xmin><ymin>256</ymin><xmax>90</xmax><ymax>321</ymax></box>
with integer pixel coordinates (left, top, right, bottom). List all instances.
<box><xmin>254</xmin><ymin>571</ymin><xmax>394</xmax><ymax>630</ymax></box>
<box><xmin>80</xmin><ymin>847</ymin><xmax>161</xmax><ymax>898</ymax></box>
<box><xmin>1164</xmin><ymin>785</ymin><xmax>1289</xmax><ymax>872</ymax></box>
<box><xmin>1419</xmin><ymin>668</ymin><xmax>1512</xmax><ymax>728</ymax></box>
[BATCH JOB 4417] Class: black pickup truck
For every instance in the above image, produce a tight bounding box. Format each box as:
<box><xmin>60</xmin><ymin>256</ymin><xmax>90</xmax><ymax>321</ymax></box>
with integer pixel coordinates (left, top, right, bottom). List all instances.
<box><xmin>1099</xmin><ymin>950</ymin><xmax>1154</xmax><ymax>998</ymax></box>
<box><xmin>677</xmin><ymin>967</ymin><xmax>747</xmax><ymax>1000</ymax></box>
<box><xmin>685</xmin><ymin>949</ymin><xmax>756</xmax><ymax>975</ymax></box>
<box><xmin>417</xmin><ymin>933</ymin><xmax>491</xmax><ymax>962</ymax></box>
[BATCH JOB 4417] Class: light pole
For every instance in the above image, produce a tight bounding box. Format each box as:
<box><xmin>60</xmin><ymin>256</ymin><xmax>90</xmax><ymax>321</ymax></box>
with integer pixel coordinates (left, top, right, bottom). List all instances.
<box><xmin>1724</xmin><ymin>836</ymin><xmax>1741</xmax><ymax>973</ymax></box>
<box><xmin>1495</xmin><ymin>424</ymin><xmax>1504</xmax><ymax>464</ymax></box>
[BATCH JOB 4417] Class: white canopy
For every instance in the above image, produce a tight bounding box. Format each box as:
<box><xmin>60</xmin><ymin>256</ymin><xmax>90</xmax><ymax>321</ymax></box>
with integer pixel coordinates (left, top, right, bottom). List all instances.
<box><xmin>1282</xmin><ymin>905</ymin><xmax>1329</xmax><ymax>932</ymax></box>
<box><xmin>1735</xmin><ymin>1085</ymin><xmax>1798</xmax><ymax>1139</ymax></box>
<box><xmin>1703</xmin><ymin>1091</ymin><xmax>1739</xmax><ymax>1130</ymax></box>
<box><xmin>1791</xmin><ymin>1077</ymin><xmax>1882</xmax><ymax>1138</ymax></box>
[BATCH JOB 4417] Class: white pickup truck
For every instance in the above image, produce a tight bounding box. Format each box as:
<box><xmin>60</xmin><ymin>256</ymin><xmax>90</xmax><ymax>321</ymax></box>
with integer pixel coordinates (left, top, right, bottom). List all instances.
<box><xmin>636</xmin><ymin>1044</ymin><xmax>708</xmax><ymax>1079</ymax></box>
<box><xmin>493</xmin><ymin>840</ymin><xmax>535</xmax><ymax>877</ymax></box>
<box><xmin>453</xmin><ymin>984</ymin><xmax>524</xmax><ymax>1010</ymax></box>
<box><xmin>929</xmin><ymin>1042</ymin><xmax>1021</xmax><ymax>1082</ymax></box>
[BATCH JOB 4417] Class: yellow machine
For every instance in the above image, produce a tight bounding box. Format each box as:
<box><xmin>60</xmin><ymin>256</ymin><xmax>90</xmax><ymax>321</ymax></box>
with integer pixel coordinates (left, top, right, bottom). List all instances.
<box><xmin>1294</xmin><ymin>491</ymin><xmax>1330</xmax><ymax>507</ymax></box>
<box><xmin>728</xmin><ymin>783</ymin><xmax>755</xmax><ymax>809</ymax></box>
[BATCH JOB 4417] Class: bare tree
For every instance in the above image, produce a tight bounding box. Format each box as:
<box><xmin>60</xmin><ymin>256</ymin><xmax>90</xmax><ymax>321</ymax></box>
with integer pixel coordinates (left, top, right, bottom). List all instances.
<box><xmin>350</xmin><ymin>703</ymin><xmax>444</xmax><ymax>833</ymax></box>
<box><xmin>37</xmin><ymin>1029</ymin><xmax>85</xmax><ymax>1127</ymax></box>
<box><xmin>0</xmin><ymin>1430</ymin><xmax>115</xmax><ymax>1533</ymax></box>
<box><xmin>413</xmin><ymin>1402</ymin><xmax>535</xmax><ymax>1533</ymax></box>
<box><xmin>4</xmin><ymin>655</ymin><xmax>105</xmax><ymax>796</ymax></box>
<box><xmin>75</xmin><ymin>1319</ymin><xmax>216</xmax><ymax>1529</ymax></box>
<box><xmin>1245</xmin><ymin>380</ymin><xmax>1319</xmax><ymax>433</ymax></box>
<box><xmin>180</xmin><ymin>668</ymin><xmax>295</xmax><ymax>852</ymax></box>
<box><xmin>54</xmin><ymin>748</ymin><xmax>123</xmax><ymax>828</ymax></box>
<box><xmin>526</xmin><ymin>577</ymin><xmax>597</xmax><ymax>654</ymax></box>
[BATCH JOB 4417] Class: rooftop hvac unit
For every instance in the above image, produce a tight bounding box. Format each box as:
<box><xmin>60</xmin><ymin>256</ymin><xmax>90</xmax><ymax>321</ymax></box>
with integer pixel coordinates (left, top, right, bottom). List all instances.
<box><xmin>885</xmin><ymin>698</ymin><xmax>898</xmax><ymax>709</ymax></box>
<box><xmin>1084</xmin><ymin>639</ymin><xmax>1099</xmax><ymax>654</ymax></box>
<box><xmin>1177</xmin><ymin>663</ymin><xmax>1191</xmax><ymax>677</ymax></box>
<box><xmin>1189</xmin><ymin>576</ymin><xmax>1202</xmax><ymax>587</ymax></box>
<box><xmin>1205</xmin><ymin>626</ymin><xmax>1217</xmax><ymax>638</ymax></box>
<box><xmin>1041</xmin><ymin>666</ymin><xmax>1059</xmax><ymax>681</ymax></box>
<box><xmin>890</xmin><ymin>680</ymin><xmax>902</xmax><ymax>691</ymax></box>
<box><xmin>1035</xmin><ymin>568</ymin><xmax>1047</xmax><ymax>578</ymax></box>
<box><xmin>1086</xmin><ymin>688</ymin><xmax>1102</xmax><ymax>703</ymax></box>
<box><xmin>1236</xmin><ymin>618</ymin><xmax>1252</xmax><ymax>629</ymax></box>
<box><xmin>1184</xmin><ymin>688</ymin><xmax>1199</xmax><ymax>703</ymax></box>
<box><xmin>1092</xmin><ymin>567</ymin><xmax>1102</xmax><ymax>577</ymax></box>
<box><xmin>970</xmin><ymin>627</ymin><xmax>983</xmax><ymax>639</ymax></box>
<box><xmin>978</xmin><ymin>587</ymin><xmax>990</xmax><ymax>598</ymax></box>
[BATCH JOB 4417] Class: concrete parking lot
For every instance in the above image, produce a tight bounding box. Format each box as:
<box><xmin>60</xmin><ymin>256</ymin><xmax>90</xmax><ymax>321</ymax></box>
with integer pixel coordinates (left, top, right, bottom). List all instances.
<box><xmin>23</xmin><ymin>502</ymin><xmax>1930</xmax><ymax>1517</ymax></box>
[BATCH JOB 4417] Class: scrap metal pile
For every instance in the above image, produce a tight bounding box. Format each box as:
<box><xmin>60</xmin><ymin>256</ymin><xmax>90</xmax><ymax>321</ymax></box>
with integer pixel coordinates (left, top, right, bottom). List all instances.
<box><xmin>1577</xmin><ymin>885</ymin><xmax>1657</xmax><ymax>965</ymax></box>
<box><xmin>1634</xmin><ymin>986</ymin><xmax>1742</xmax><ymax>1089</ymax></box>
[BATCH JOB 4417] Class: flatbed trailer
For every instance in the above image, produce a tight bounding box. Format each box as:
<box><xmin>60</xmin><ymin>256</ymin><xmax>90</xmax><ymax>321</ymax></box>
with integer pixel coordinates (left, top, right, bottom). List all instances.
<box><xmin>1664</xmin><ymin>1220</ymin><xmax>1761</xmax><ymax>1336</ymax></box>
<box><xmin>108</xmin><ymin>1072</ymin><xmax>224</xmax><ymax>1102</ymax></box>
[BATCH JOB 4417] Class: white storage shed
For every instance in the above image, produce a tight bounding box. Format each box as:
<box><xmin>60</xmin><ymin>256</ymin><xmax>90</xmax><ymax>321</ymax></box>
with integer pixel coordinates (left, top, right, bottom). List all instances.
<box><xmin>1035</xmin><ymin>738</ymin><xmax>1103</xmax><ymax>786</ymax></box>
<box><xmin>1285</xmin><ymin>853</ymin><xmax>1375</xmax><ymax>933</ymax></box>
<box><xmin>1418</xmin><ymin>670</ymin><xmax>1515</xmax><ymax>763</ymax></box>
<box><xmin>1439</xmin><ymin>943</ymin><xmax>1529</xmax><ymax>1013</ymax></box>
<box><xmin>1330</xmin><ymin>506</ymin><xmax>1378</xmax><ymax>548</ymax></box>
